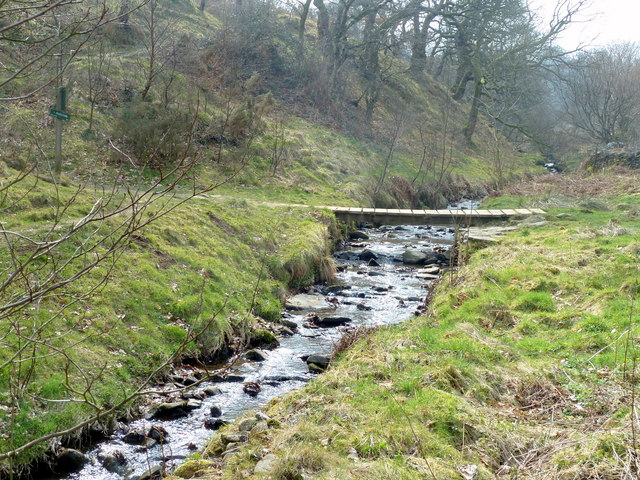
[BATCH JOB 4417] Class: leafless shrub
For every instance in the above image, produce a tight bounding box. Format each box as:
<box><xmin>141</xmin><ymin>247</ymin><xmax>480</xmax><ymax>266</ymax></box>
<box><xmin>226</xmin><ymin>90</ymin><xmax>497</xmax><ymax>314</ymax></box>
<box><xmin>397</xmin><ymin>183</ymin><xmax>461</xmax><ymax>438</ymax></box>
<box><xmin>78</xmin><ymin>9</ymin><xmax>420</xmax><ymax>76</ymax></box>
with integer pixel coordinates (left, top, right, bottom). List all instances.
<box><xmin>332</xmin><ymin>326</ymin><xmax>379</xmax><ymax>359</ymax></box>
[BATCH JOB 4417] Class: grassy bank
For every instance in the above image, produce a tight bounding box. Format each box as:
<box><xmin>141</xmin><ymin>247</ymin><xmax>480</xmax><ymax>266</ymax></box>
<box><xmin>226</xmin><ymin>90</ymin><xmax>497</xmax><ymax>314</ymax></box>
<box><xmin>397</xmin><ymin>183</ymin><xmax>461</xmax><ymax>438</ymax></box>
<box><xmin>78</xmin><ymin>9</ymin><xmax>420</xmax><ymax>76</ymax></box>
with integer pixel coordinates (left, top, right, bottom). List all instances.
<box><xmin>180</xmin><ymin>170</ymin><xmax>640</xmax><ymax>479</ymax></box>
<box><xmin>0</xmin><ymin>172</ymin><xmax>338</xmax><ymax>471</ymax></box>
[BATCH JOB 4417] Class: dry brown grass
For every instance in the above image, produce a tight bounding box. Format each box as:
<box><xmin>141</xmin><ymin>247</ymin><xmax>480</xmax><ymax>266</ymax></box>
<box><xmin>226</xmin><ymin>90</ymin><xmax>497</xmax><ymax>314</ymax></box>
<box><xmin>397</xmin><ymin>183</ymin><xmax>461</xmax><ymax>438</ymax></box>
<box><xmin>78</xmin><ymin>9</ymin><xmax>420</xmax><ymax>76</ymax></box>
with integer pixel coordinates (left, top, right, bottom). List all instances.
<box><xmin>498</xmin><ymin>168</ymin><xmax>640</xmax><ymax>200</ymax></box>
<box><xmin>514</xmin><ymin>379</ymin><xmax>570</xmax><ymax>416</ymax></box>
<box><xmin>331</xmin><ymin>326</ymin><xmax>380</xmax><ymax>359</ymax></box>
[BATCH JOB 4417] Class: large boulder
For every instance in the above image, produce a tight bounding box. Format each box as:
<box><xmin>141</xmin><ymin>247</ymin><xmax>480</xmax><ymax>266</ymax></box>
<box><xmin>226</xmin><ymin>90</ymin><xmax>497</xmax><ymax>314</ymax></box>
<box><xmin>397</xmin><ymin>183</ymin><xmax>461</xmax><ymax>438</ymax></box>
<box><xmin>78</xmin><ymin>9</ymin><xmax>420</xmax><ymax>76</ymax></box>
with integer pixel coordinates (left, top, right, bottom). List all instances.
<box><xmin>416</xmin><ymin>272</ymin><xmax>439</xmax><ymax>281</ymax></box>
<box><xmin>56</xmin><ymin>449</ymin><xmax>88</xmax><ymax>473</ymax></box>
<box><xmin>123</xmin><ymin>430</ymin><xmax>146</xmax><ymax>445</ymax></box>
<box><xmin>358</xmin><ymin>249</ymin><xmax>378</xmax><ymax>261</ymax></box>
<box><xmin>204</xmin><ymin>418</ymin><xmax>227</xmax><ymax>430</ymax></box>
<box><xmin>254</xmin><ymin>454</ymin><xmax>279</xmax><ymax>475</ymax></box>
<box><xmin>238</xmin><ymin>418</ymin><xmax>258</xmax><ymax>432</ymax></box>
<box><xmin>147</xmin><ymin>400</ymin><xmax>198</xmax><ymax>420</ymax></box>
<box><xmin>310</xmin><ymin>316</ymin><xmax>352</xmax><ymax>328</ymax></box>
<box><xmin>279</xmin><ymin>318</ymin><xmax>298</xmax><ymax>329</ymax></box>
<box><xmin>285</xmin><ymin>294</ymin><xmax>330</xmax><ymax>311</ymax></box>
<box><xmin>244</xmin><ymin>349</ymin><xmax>268</xmax><ymax>361</ymax></box>
<box><xmin>518</xmin><ymin>215</ymin><xmax>547</xmax><ymax>226</ymax></box>
<box><xmin>305</xmin><ymin>354</ymin><xmax>330</xmax><ymax>369</ymax></box>
<box><xmin>402</xmin><ymin>250</ymin><xmax>437</xmax><ymax>265</ymax></box>
<box><xmin>579</xmin><ymin>199</ymin><xmax>610</xmax><ymax>211</ymax></box>
<box><xmin>349</xmin><ymin>231</ymin><xmax>370</xmax><ymax>240</ymax></box>
<box><xmin>203</xmin><ymin>386</ymin><xmax>221</xmax><ymax>396</ymax></box>
<box><xmin>173</xmin><ymin>460</ymin><xmax>215</xmax><ymax>479</ymax></box>
<box><xmin>248</xmin><ymin>329</ymin><xmax>279</xmax><ymax>350</ymax></box>
<box><xmin>147</xmin><ymin>425</ymin><xmax>168</xmax><ymax>444</ymax></box>
<box><xmin>131</xmin><ymin>465</ymin><xmax>163</xmax><ymax>480</ymax></box>
<box><xmin>243</xmin><ymin>382</ymin><xmax>261</xmax><ymax>397</ymax></box>
<box><xmin>221</xmin><ymin>433</ymin><xmax>248</xmax><ymax>445</ymax></box>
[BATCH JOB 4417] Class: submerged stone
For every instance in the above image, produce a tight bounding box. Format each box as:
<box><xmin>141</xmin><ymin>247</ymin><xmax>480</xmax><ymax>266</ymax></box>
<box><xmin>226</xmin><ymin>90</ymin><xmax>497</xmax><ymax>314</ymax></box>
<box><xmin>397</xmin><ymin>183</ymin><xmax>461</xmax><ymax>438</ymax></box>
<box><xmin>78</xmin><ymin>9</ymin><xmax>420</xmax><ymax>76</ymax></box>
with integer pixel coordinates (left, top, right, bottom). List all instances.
<box><xmin>101</xmin><ymin>451</ymin><xmax>127</xmax><ymax>474</ymax></box>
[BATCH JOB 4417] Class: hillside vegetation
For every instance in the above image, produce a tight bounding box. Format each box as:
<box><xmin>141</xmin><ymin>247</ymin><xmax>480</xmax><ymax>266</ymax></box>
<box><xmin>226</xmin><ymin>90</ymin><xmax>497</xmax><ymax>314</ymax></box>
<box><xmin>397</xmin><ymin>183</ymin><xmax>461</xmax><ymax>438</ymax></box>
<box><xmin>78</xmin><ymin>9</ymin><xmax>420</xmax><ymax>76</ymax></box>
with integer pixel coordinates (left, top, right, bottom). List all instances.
<box><xmin>1</xmin><ymin>0</ymin><xmax>545</xmax><ymax>210</ymax></box>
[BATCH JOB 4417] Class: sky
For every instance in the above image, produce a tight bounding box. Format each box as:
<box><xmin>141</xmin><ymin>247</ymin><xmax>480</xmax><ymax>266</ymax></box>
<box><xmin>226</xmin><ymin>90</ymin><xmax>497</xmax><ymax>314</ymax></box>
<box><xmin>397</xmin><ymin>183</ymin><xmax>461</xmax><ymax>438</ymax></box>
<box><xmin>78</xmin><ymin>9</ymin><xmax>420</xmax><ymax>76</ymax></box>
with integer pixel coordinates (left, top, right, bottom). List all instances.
<box><xmin>530</xmin><ymin>0</ymin><xmax>640</xmax><ymax>50</ymax></box>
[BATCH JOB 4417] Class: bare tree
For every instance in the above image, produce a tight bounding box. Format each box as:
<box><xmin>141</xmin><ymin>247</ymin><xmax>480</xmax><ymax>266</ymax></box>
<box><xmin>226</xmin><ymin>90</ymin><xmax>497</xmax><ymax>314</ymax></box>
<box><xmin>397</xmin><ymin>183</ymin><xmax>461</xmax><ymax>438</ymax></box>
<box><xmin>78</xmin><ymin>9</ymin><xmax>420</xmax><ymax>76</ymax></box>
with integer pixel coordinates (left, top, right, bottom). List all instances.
<box><xmin>138</xmin><ymin>0</ymin><xmax>173</xmax><ymax>101</ymax></box>
<box><xmin>407</xmin><ymin>0</ymin><xmax>447</xmax><ymax>75</ymax></box>
<box><xmin>296</xmin><ymin>0</ymin><xmax>314</xmax><ymax>65</ymax></box>
<box><xmin>84</xmin><ymin>38</ymin><xmax>113</xmax><ymax>131</ymax></box>
<box><xmin>443</xmin><ymin>0</ymin><xmax>588</xmax><ymax>143</ymax></box>
<box><xmin>559</xmin><ymin>42</ymin><xmax>640</xmax><ymax>145</ymax></box>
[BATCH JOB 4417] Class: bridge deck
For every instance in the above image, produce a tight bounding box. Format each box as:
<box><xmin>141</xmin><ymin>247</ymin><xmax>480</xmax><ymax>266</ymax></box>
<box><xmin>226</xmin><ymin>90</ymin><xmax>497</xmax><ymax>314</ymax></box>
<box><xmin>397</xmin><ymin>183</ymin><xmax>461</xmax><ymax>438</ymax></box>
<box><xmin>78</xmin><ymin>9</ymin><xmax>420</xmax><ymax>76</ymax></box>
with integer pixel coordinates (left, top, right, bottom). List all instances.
<box><xmin>320</xmin><ymin>206</ymin><xmax>544</xmax><ymax>226</ymax></box>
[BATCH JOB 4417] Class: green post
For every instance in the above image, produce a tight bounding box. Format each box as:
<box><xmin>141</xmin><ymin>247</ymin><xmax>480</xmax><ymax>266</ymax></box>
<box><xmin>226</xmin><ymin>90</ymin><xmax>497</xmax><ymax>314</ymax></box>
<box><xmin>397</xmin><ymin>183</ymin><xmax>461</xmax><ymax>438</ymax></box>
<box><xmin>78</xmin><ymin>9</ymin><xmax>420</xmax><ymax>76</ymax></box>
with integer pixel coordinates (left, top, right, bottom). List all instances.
<box><xmin>54</xmin><ymin>87</ymin><xmax>64</xmax><ymax>175</ymax></box>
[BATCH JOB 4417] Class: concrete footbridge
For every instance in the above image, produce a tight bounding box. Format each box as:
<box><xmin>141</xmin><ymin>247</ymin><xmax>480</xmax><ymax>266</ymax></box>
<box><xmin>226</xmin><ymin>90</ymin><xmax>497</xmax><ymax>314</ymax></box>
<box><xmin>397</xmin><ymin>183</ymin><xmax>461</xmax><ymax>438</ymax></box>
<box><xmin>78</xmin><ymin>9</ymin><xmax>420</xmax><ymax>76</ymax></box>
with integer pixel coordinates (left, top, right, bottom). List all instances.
<box><xmin>321</xmin><ymin>206</ymin><xmax>545</xmax><ymax>226</ymax></box>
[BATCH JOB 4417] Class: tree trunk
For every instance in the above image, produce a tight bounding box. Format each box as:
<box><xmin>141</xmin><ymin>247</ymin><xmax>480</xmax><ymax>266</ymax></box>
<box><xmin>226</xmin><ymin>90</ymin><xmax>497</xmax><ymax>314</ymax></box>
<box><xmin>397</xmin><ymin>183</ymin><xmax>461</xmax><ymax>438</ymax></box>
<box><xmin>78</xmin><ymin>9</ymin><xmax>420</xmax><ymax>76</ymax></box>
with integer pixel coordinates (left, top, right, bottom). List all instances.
<box><xmin>410</xmin><ymin>18</ymin><xmax>428</xmax><ymax>74</ymax></box>
<box><xmin>297</xmin><ymin>0</ymin><xmax>313</xmax><ymax>65</ymax></box>
<box><xmin>409</xmin><ymin>12</ymin><xmax>438</xmax><ymax>75</ymax></box>
<box><xmin>363</xmin><ymin>10</ymin><xmax>380</xmax><ymax>126</ymax></box>
<box><xmin>119</xmin><ymin>0</ymin><xmax>131</xmax><ymax>31</ymax></box>
<box><xmin>313</xmin><ymin>0</ymin><xmax>329</xmax><ymax>43</ymax></box>
<box><xmin>463</xmin><ymin>79</ymin><xmax>482</xmax><ymax>143</ymax></box>
<box><xmin>451</xmin><ymin>26</ymin><xmax>472</xmax><ymax>100</ymax></box>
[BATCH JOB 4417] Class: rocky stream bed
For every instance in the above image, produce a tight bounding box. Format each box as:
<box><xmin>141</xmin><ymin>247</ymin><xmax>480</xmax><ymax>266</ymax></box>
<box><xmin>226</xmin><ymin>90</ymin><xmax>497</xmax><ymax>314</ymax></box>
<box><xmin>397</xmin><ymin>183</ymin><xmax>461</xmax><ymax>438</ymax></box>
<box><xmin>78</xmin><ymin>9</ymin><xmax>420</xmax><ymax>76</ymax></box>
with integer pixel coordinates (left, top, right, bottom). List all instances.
<box><xmin>53</xmin><ymin>220</ymin><xmax>460</xmax><ymax>480</ymax></box>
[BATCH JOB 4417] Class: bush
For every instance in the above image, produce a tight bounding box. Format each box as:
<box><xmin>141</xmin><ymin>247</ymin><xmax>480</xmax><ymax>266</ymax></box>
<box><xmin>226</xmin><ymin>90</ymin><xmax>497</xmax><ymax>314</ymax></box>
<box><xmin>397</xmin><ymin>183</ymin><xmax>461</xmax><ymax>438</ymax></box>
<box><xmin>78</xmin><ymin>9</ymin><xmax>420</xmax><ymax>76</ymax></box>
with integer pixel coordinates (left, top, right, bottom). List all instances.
<box><xmin>112</xmin><ymin>101</ymin><xmax>193</xmax><ymax>168</ymax></box>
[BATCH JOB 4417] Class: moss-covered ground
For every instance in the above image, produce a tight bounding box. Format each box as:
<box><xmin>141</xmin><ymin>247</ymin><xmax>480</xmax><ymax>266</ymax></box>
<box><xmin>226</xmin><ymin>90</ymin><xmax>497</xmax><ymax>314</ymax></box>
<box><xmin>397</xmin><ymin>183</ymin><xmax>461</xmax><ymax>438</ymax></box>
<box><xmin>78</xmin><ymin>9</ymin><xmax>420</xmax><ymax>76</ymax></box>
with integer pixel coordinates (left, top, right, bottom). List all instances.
<box><xmin>182</xmin><ymin>170</ymin><xmax>640</xmax><ymax>479</ymax></box>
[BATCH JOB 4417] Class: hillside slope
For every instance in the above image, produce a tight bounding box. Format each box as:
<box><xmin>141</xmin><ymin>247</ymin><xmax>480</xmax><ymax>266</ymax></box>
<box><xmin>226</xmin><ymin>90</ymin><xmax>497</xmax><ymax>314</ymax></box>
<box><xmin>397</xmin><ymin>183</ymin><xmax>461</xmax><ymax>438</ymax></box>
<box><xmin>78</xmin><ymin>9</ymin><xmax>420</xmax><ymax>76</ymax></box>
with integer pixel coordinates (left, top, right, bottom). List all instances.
<box><xmin>0</xmin><ymin>0</ymin><xmax>548</xmax><ymax>473</ymax></box>
<box><xmin>1</xmin><ymin>0</ymin><xmax>543</xmax><ymax>210</ymax></box>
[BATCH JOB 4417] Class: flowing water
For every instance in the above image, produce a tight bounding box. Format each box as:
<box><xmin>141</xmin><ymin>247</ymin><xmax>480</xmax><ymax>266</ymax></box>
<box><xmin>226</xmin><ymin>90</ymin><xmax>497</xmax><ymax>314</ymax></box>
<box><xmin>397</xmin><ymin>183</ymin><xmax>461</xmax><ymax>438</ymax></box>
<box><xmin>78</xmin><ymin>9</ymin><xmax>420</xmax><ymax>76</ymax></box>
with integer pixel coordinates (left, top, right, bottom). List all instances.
<box><xmin>63</xmin><ymin>222</ymin><xmax>457</xmax><ymax>480</ymax></box>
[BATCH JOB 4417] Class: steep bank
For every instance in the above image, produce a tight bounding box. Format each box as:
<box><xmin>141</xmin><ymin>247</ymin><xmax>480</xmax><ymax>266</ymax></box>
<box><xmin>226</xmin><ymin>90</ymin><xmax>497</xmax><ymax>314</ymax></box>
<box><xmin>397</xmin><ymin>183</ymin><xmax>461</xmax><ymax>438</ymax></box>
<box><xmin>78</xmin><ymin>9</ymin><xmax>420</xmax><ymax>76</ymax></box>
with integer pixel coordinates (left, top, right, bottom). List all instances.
<box><xmin>0</xmin><ymin>175</ymin><xmax>338</xmax><ymax>473</ymax></box>
<box><xmin>178</xmin><ymin>170</ymin><xmax>640</xmax><ymax>479</ymax></box>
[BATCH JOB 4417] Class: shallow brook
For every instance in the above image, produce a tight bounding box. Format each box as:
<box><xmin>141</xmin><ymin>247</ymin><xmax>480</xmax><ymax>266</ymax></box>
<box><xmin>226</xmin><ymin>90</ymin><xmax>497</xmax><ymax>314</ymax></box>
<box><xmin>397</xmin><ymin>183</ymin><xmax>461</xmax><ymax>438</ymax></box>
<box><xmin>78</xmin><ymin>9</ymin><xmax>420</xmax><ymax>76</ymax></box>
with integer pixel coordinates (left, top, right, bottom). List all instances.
<box><xmin>62</xmin><ymin>223</ymin><xmax>456</xmax><ymax>480</ymax></box>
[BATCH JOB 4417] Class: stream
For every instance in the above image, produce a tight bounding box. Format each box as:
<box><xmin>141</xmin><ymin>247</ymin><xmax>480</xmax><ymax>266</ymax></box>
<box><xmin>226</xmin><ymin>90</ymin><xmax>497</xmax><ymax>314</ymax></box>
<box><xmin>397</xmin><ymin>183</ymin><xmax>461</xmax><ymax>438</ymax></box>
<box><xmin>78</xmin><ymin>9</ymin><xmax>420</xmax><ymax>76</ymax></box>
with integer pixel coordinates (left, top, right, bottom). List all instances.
<box><xmin>60</xmin><ymin>216</ymin><xmax>463</xmax><ymax>480</ymax></box>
